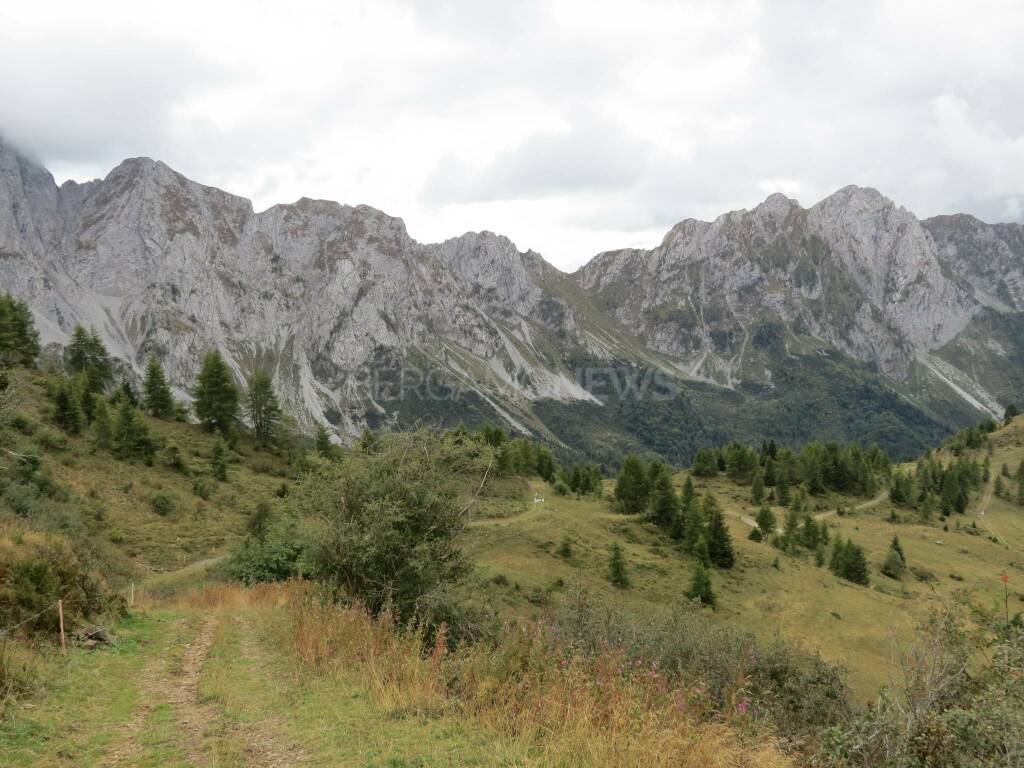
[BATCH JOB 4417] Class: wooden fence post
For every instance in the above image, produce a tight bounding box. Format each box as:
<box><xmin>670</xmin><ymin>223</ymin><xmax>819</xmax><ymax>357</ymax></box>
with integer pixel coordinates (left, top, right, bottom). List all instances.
<box><xmin>129</xmin><ymin>582</ymin><xmax>135</xmax><ymax>608</ymax></box>
<box><xmin>57</xmin><ymin>599</ymin><xmax>66</xmax><ymax>654</ymax></box>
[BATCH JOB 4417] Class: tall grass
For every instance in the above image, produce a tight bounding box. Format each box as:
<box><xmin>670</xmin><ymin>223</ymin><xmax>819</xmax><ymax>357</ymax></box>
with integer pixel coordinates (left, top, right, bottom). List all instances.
<box><xmin>277</xmin><ymin>588</ymin><xmax>791</xmax><ymax>768</ymax></box>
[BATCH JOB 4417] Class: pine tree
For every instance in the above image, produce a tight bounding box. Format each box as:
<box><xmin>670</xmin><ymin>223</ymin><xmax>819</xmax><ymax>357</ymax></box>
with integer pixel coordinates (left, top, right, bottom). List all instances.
<box><xmin>314</xmin><ymin>424</ymin><xmax>333</xmax><ymax>457</ymax></box>
<box><xmin>536</xmin><ymin>446</ymin><xmax>556</xmax><ymax>482</ymax></box>
<box><xmin>775</xmin><ymin>462</ymin><xmax>791</xmax><ymax>506</ymax></box>
<box><xmin>0</xmin><ymin>293</ymin><xmax>41</xmax><ymax>366</ymax></box>
<box><xmin>64</xmin><ymin>325</ymin><xmax>92</xmax><ymax>374</ymax></box>
<box><xmin>358</xmin><ymin>427</ymin><xmax>379</xmax><ymax>454</ymax></box>
<box><xmin>193</xmin><ymin>350</ymin><xmax>239</xmax><ymax>434</ymax></box>
<box><xmin>755</xmin><ymin>503</ymin><xmax>776</xmax><ymax>538</ymax></box>
<box><xmin>245</xmin><ymin>371</ymin><xmax>280</xmax><ymax>444</ymax></box>
<box><xmin>65</xmin><ymin>325</ymin><xmax>113</xmax><ymax>393</ymax></box>
<box><xmin>692</xmin><ymin>533</ymin><xmax>711</xmax><ymax>567</ymax></box>
<box><xmin>751</xmin><ymin>466</ymin><xmax>765</xmax><ymax>504</ymax></box>
<box><xmin>211</xmin><ymin>438</ymin><xmax>229</xmax><ymax>481</ymax></box>
<box><xmin>890</xmin><ymin>535</ymin><xmax>905</xmax><ymax>564</ymax></box>
<box><xmin>54</xmin><ymin>381</ymin><xmax>83</xmax><ymax>434</ymax></box>
<box><xmin>608</xmin><ymin>543</ymin><xmax>630</xmax><ymax>588</ymax></box>
<box><xmin>112</xmin><ymin>400</ymin><xmax>152</xmax><ymax>459</ymax></box>
<box><xmin>703</xmin><ymin>494</ymin><xmax>735</xmax><ymax>569</ymax></box>
<box><xmin>678</xmin><ymin>494</ymin><xmax>705</xmax><ymax>552</ymax></box>
<box><xmin>76</xmin><ymin>375</ymin><xmax>97</xmax><ymax>423</ymax></box>
<box><xmin>686</xmin><ymin>563</ymin><xmax>715</xmax><ymax>607</ymax></box>
<box><xmin>680</xmin><ymin>475</ymin><xmax>696</xmax><ymax>510</ymax></box>
<box><xmin>882</xmin><ymin>547</ymin><xmax>905</xmax><ymax>580</ymax></box>
<box><xmin>614</xmin><ymin>455</ymin><xmax>649</xmax><ymax>514</ymax></box>
<box><xmin>845</xmin><ymin>543</ymin><xmax>870</xmax><ymax>585</ymax></box>
<box><xmin>112</xmin><ymin>378</ymin><xmax>138</xmax><ymax>407</ymax></box>
<box><xmin>692</xmin><ymin>448</ymin><xmax>719</xmax><ymax>477</ymax></box>
<box><xmin>143</xmin><ymin>355</ymin><xmax>175</xmax><ymax>419</ymax></box>
<box><xmin>649</xmin><ymin>465</ymin><xmax>679</xmax><ymax>529</ymax></box>
<box><xmin>91</xmin><ymin>399</ymin><xmax>112</xmax><ymax>449</ymax></box>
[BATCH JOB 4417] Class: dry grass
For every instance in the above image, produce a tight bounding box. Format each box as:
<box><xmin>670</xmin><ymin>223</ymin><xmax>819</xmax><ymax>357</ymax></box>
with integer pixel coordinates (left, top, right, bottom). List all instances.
<box><xmin>276</xmin><ymin>587</ymin><xmax>793</xmax><ymax>768</ymax></box>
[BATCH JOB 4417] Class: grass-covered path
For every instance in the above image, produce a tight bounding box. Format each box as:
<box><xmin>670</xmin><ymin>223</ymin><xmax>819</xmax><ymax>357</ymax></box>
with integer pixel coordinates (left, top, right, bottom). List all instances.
<box><xmin>0</xmin><ymin>608</ymin><xmax>308</xmax><ymax>768</ymax></box>
<box><xmin>0</xmin><ymin>600</ymin><xmax>512</xmax><ymax>768</ymax></box>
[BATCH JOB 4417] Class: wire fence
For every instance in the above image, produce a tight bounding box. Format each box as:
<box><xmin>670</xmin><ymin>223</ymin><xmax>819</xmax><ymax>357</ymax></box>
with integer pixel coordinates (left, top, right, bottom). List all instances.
<box><xmin>0</xmin><ymin>603</ymin><xmax>58</xmax><ymax>637</ymax></box>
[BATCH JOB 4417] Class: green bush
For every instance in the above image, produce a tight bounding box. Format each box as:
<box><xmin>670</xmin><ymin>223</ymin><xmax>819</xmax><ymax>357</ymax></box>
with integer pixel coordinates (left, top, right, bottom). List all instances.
<box><xmin>33</xmin><ymin>426</ymin><xmax>68</xmax><ymax>451</ymax></box>
<box><xmin>556</xmin><ymin>591</ymin><xmax>850</xmax><ymax>740</ymax></box>
<box><xmin>192</xmin><ymin>477</ymin><xmax>214</xmax><ymax>500</ymax></box>
<box><xmin>150</xmin><ymin>490</ymin><xmax>178</xmax><ymax>516</ymax></box>
<box><xmin>2</xmin><ymin>483</ymin><xmax>41</xmax><ymax>517</ymax></box>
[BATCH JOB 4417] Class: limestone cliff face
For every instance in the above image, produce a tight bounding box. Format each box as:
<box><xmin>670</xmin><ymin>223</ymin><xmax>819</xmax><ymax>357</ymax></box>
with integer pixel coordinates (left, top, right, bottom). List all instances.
<box><xmin>576</xmin><ymin>187</ymin><xmax>982</xmax><ymax>383</ymax></box>
<box><xmin>1</xmin><ymin>136</ymin><xmax>1020</xmax><ymax>438</ymax></box>
<box><xmin>0</xmin><ymin>139</ymin><xmax>604</xmax><ymax>436</ymax></box>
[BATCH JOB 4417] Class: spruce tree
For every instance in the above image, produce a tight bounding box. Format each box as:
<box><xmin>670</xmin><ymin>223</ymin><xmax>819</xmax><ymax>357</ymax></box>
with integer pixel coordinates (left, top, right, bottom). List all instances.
<box><xmin>844</xmin><ymin>542</ymin><xmax>870</xmax><ymax>585</ymax></box>
<box><xmin>755</xmin><ymin>503</ymin><xmax>776</xmax><ymax>538</ymax></box>
<box><xmin>54</xmin><ymin>381</ymin><xmax>83</xmax><ymax>434</ymax></box>
<box><xmin>193</xmin><ymin>350</ymin><xmax>239</xmax><ymax>434</ymax></box>
<box><xmin>692</xmin><ymin>533</ymin><xmax>711</xmax><ymax>567</ymax></box>
<box><xmin>751</xmin><ymin>466</ymin><xmax>765</xmax><ymax>504</ymax></box>
<box><xmin>112</xmin><ymin>378</ymin><xmax>138</xmax><ymax>406</ymax></box>
<box><xmin>143</xmin><ymin>355</ymin><xmax>175</xmax><ymax>419</ymax></box>
<box><xmin>0</xmin><ymin>293</ymin><xmax>41</xmax><ymax>366</ymax></box>
<box><xmin>536</xmin><ymin>446</ymin><xmax>556</xmax><ymax>482</ymax></box>
<box><xmin>245</xmin><ymin>371</ymin><xmax>280</xmax><ymax>444</ymax></box>
<box><xmin>91</xmin><ymin>399</ymin><xmax>112</xmax><ymax>449</ymax></box>
<box><xmin>614</xmin><ymin>455</ymin><xmax>649</xmax><ymax>514</ymax></box>
<box><xmin>649</xmin><ymin>465</ymin><xmax>679</xmax><ymax>529</ymax></box>
<box><xmin>358</xmin><ymin>427</ymin><xmax>379</xmax><ymax>454</ymax></box>
<box><xmin>882</xmin><ymin>548</ymin><xmax>905</xmax><ymax>580</ymax></box>
<box><xmin>703</xmin><ymin>494</ymin><xmax>735</xmax><ymax>569</ymax></box>
<box><xmin>65</xmin><ymin>325</ymin><xmax>113</xmax><ymax>393</ymax></box>
<box><xmin>890</xmin><ymin>535</ymin><xmax>905</xmax><ymax>564</ymax></box>
<box><xmin>679</xmin><ymin>495</ymin><xmax>705</xmax><ymax>552</ymax></box>
<box><xmin>112</xmin><ymin>400</ymin><xmax>152</xmax><ymax>459</ymax></box>
<box><xmin>211</xmin><ymin>438</ymin><xmax>229</xmax><ymax>481</ymax></box>
<box><xmin>680</xmin><ymin>475</ymin><xmax>696</xmax><ymax>510</ymax></box>
<box><xmin>692</xmin><ymin>448</ymin><xmax>719</xmax><ymax>477</ymax></box>
<box><xmin>608</xmin><ymin>542</ymin><xmax>630</xmax><ymax>588</ymax></box>
<box><xmin>775</xmin><ymin>462</ymin><xmax>791</xmax><ymax>506</ymax></box>
<box><xmin>64</xmin><ymin>325</ymin><xmax>91</xmax><ymax>373</ymax></box>
<box><xmin>314</xmin><ymin>424</ymin><xmax>334</xmax><ymax>457</ymax></box>
<box><xmin>686</xmin><ymin>563</ymin><xmax>715</xmax><ymax>607</ymax></box>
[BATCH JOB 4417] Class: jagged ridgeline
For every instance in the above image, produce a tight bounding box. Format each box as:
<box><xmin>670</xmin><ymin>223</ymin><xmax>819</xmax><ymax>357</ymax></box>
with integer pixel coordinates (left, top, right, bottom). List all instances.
<box><xmin>1</xmin><ymin>136</ymin><xmax>1022</xmax><ymax>461</ymax></box>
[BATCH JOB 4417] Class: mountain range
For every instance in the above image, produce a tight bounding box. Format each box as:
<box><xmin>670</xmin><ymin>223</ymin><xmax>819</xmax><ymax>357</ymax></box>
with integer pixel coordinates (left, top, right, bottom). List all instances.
<box><xmin>1</xmin><ymin>136</ymin><xmax>1021</xmax><ymax>463</ymax></box>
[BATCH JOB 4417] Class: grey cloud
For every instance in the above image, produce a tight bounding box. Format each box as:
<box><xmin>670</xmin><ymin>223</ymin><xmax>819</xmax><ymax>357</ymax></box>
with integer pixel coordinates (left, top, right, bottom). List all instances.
<box><xmin>423</xmin><ymin>117</ymin><xmax>653</xmax><ymax>204</ymax></box>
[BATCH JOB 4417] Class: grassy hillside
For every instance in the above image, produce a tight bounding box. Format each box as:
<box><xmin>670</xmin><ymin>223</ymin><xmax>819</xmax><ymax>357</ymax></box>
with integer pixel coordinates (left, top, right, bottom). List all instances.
<box><xmin>2</xmin><ymin>362</ymin><xmax>1022</xmax><ymax>765</ymax></box>
<box><xmin>465</xmin><ymin>416</ymin><xmax>1024</xmax><ymax>699</ymax></box>
<box><xmin>1</xmin><ymin>368</ymin><xmax>292</xmax><ymax>584</ymax></box>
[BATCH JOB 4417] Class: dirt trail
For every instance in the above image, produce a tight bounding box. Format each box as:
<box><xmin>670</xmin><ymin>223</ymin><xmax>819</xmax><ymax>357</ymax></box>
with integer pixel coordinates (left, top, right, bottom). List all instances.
<box><xmin>731</xmin><ymin>489</ymin><xmax>889</xmax><ymax>531</ymax></box>
<box><xmin>974</xmin><ymin>475</ymin><xmax>1007</xmax><ymax>547</ymax></box>
<box><xmin>98</xmin><ymin>615</ymin><xmax>218</xmax><ymax>767</ymax></box>
<box><xmin>99</xmin><ymin>612</ymin><xmax>304</xmax><ymax>768</ymax></box>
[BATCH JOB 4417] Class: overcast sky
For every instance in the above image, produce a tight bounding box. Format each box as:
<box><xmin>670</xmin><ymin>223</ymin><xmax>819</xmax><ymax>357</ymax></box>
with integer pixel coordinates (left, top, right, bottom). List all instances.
<box><xmin>2</xmin><ymin>1</ymin><xmax>1023</xmax><ymax>270</ymax></box>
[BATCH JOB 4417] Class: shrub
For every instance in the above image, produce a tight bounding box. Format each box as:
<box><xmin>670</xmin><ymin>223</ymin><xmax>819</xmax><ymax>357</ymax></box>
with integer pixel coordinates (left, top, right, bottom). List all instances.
<box><xmin>226</xmin><ymin>525</ymin><xmax>304</xmax><ymax>585</ymax></box>
<box><xmin>0</xmin><ymin>527</ymin><xmax>115</xmax><ymax>635</ymax></box>
<box><xmin>282</xmin><ymin>590</ymin><xmax>795</xmax><ymax>767</ymax></box>
<box><xmin>192</xmin><ymin>477</ymin><xmax>214</xmax><ymax>500</ymax></box>
<box><xmin>150</xmin><ymin>490</ymin><xmax>178</xmax><ymax>516</ymax></box>
<box><xmin>292</xmin><ymin>429</ymin><xmax>491</xmax><ymax>622</ymax></box>
<box><xmin>33</xmin><ymin>425</ymin><xmax>68</xmax><ymax>451</ymax></box>
<box><xmin>2</xmin><ymin>483</ymin><xmax>41</xmax><ymax>517</ymax></box>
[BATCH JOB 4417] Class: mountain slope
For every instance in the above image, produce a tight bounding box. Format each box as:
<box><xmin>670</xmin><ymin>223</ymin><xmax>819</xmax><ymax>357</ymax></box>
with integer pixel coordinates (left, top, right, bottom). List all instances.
<box><xmin>1</xmin><ymin>136</ymin><xmax>1021</xmax><ymax>460</ymax></box>
<box><xmin>574</xmin><ymin>187</ymin><xmax>1022</xmax><ymax>422</ymax></box>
